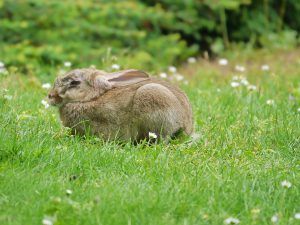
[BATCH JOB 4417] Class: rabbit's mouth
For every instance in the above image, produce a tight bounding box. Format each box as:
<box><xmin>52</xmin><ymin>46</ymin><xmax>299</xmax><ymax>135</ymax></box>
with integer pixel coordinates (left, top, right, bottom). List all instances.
<box><xmin>48</xmin><ymin>91</ymin><xmax>63</xmax><ymax>106</ymax></box>
<box><xmin>48</xmin><ymin>97</ymin><xmax>63</xmax><ymax>106</ymax></box>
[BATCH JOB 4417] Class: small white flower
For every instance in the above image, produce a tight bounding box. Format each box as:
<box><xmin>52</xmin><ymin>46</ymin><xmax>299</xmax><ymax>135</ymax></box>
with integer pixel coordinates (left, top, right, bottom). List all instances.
<box><xmin>235</xmin><ymin>65</ymin><xmax>245</xmax><ymax>72</ymax></box>
<box><xmin>168</xmin><ymin>66</ymin><xmax>177</xmax><ymax>73</ymax></box>
<box><xmin>240</xmin><ymin>79</ymin><xmax>249</xmax><ymax>86</ymax></box>
<box><xmin>175</xmin><ymin>74</ymin><xmax>184</xmax><ymax>81</ymax></box>
<box><xmin>64</xmin><ymin>61</ymin><xmax>72</xmax><ymax>67</ymax></box>
<box><xmin>294</xmin><ymin>213</ymin><xmax>300</xmax><ymax>219</ymax></box>
<box><xmin>218</xmin><ymin>58</ymin><xmax>228</xmax><ymax>66</ymax></box>
<box><xmin>187</xmin><ymin>57</ymin><xmax>196</xmax><ymax>64</ymax></box>
<box><xmin>148</xmin><ymin>132</ymin><xmax>157</xmax><ymax>139</ymax></box>
<box><xmin>261</xmin><ymin>64</ymin><xmax>270</xmax><ymax>71</ymax></box>
<box><xmin>266</xmin><ymin>99</ymin><xmax>275</xmax><ymax>105</ymax></box>
<box><xmin>111</xmin><ymin>64</ymin><xmax>120</xmax><ymax>70</ymax></box>
<box><xmin>232</xmin><ymin>76</ymin><xmax>239</xmax><ymax>81</ymax></box>
<box><xmin>0</xmin><ymin>67</ymin><xmax>7</xmax><ymax>74</ymax></box>
<box><xmin>42</xmin><ymin>83</ymin><xmax>51</xmax><ymax>89</ymax></box>
<box><xmin>159</xmin><ymin>73</ymin><xmax>167</xmax><ymax>78</ymax></box>
<box><xmin>66</xmin><ymin>189</ymin><xmax>73</xmax><ymax>195</ymax></box>
<box><xmin>231</xmin><ymin>82</ymin><xmax>240</xmax><ymax>88</ymax></box>
<box><xmin>288</xmin><ymin>94</ymin><xmax>295</xmax><ymax>101</ymax></box>
<box><xmin>0</xmin><ymin>61</ymin><xmax>4</xmax><ymax>68</ymax></box>
<box><xmin>247</xmin><ymin>85</ymin><xmax>257</xmax><ymax>91</ymax></box>
<box><xmin>281</xmin><ymin>180</ymin><xmax>292</xmax><ymax>188</ymax></box>
<box><xmin>224</xmin><ymin>217</ymin><xmax>240</xmax><ymax>224</ymax></box>
<box><xmin>42</xmin><ymin>217</ymin><xmax>54</xmax><ymax>225</ymax></box>
<box><xmin>41</xmin><ymin>100</ymin><xmax>50</xmax><ymax>109</ymax></box>
<box><xmin>271</xmin><ymin>214</ymin><xmax>279</xmax><ymax>223</ymax></box>
<box><xmin>3</xmin><ymin>95</ymin><xmax>12</xmax><ymax>100</ymax></box>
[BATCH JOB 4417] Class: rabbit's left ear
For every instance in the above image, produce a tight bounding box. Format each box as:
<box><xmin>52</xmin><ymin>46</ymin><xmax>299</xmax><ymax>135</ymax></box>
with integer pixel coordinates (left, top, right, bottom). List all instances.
<box><xmin>105</xmin><ymin>69</ymin><xmax>150</xmax><ymax>87</ymax></box>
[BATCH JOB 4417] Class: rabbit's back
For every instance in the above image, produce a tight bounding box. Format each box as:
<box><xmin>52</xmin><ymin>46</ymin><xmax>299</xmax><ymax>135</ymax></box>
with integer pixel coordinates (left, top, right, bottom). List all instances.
<box><xmin>131</xmin><ymin>80</ymin><xmax>193</xmax><ymax>139</ymax></box>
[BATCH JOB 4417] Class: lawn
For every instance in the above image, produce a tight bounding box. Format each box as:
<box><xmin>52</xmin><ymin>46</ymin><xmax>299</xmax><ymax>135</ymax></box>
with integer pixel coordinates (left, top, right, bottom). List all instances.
<box><xmin>0</xmin><ymin>49</ymin><xmax>299</xmax><ymax>225</ymax></box>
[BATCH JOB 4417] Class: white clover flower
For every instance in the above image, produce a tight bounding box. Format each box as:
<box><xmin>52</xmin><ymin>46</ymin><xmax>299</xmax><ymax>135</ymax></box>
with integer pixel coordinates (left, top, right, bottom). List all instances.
<box><xmin>111</xmin><ymin>64</ymin><xmax>120</xmax><ymax>70</ymax></box>
<box><xmin>42</xmin><ymin>216</ymin><xmax>54</xmax><ymax>225</ymax></box>
<box><xmin>0</xmin><ymin>61</ymin><xmax>4</xmax><ymax>68</ymax></box>
<box><xmin>240</xmin><ymin>79</ymin><xmax>249</xmax><ymax>86</ymax></box>
<box><xmin>148</xmin><ymin>132</ymin><xmax>157</xmax><ymax>139</ymax></box>
<box><xmin>295</xmin><ymin>213</ymin><xmax>300</xmax><ymax>219</ymax></box>
<box><xmin>64</xmin><ymin>61</ymin><xmax>72</xmax><ymax>67</ymax></box>
<box><xmin>281</xmin><ymin>180</ymin><xmax>292</xmax><ymax>188</ymax></box>
<box><xmin>41</xmin><ymin>100</ymin><xmax>50</xmax><ymax>109</ymax></box>
<box><xmin>159</xmin><ymin>72</ymin><xmax>167</xmax><ymax>78</ymax></box>
<box><xmin>288</xmin><ymin>94</ymin><xmax>295</xmax><ymax>101</ymax></box>
<box><xmin>261</xmin><ymin>64</ymin><xmax>270</xmax><ymax>71</ymax></box>
<box><xmin>271</xmin><ymin>214</ymin><xmax>279</xmax><ymax>223</ymax></box>
<box><xmin>235</xmin><ymin>65</ymin><xmax>245</xmax><ymax>72</ymax></box>
<box><xmin>66</xmin><ymin>189</ymin><xmax>73</xmax><ymax>195</ymax></box>
<box><xmin>3</xmin><ymin>95</ymin><xmax>12</xmax><ymax>100</ymax></box>
<box><xmin>42</xmin><ymin>83</ymin><xmax>51</xmax><ymax>89</ymax></box>
<box><xmin>218</xmin><ymin>58</ymin><xmax>228</xmax><ymax>66</ymax></box>
<box><xmin>232</xmin><ymin>76</ymin><xmax>239</xmax><ymax>81</ymax></box>
<box><xmin>0</xmin><ymin>67</ymin><xmax>7</xmax><ymax>74</ymax></box>
<box><xmin>247</xmin><ymin>85</ymin><xmax>257</xmax><ymax>91</ymax></box>
<box><xmin>231</xmin><ymin>81</ymin><xmax>240</xmax><ymax>88</ymax></box>
<box><xmin>175</xmin><ymin>74</ymin><xmax>184</xmax><ymax>81</ymax></box>
<box><xmin>224</xmin><ymin>217</ymin><xmax>240</xmax><ymax>224</ymax></box>
<box><xmin>168</xmin><ymin>66</ymin><xmax>177</xmax><ymax>73</ymax></box>
<box><xmin>266</xmin><ymin>99</ymin><xmax>275</xmax><ymax>105</ymax></box>
<box><xmin>187</xmin><ymin>57</ymin><xmax>196</xmax><ymax>64</ymax></box>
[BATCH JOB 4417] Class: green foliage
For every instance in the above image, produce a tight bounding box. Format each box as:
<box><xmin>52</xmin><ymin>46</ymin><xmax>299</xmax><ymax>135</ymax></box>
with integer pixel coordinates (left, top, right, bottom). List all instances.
<box><xmin>152</xmin><ymin>0</ymin><xmax>299</xmax><ymax>53</ymax></box>
<box><xmin>0</xmin><ymin>0</ymin><xmax>195</xmax><ymax>72</ymax></box>
<box><xmin>259</xmin><ymin>30</ymin><xmax>298</xmax><ymax>50</ymax></box>
<box><xmin>0</xmin><ymin>0</ymin><xmax>299</xmax><ymax>72</ymax></box>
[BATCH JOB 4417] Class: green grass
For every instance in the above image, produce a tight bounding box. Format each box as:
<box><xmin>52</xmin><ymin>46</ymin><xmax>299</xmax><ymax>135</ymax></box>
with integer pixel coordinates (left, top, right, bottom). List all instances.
<box><xmin>0</xmin><ymin>49</ymin><xmax>299</xmax><ymax>225</ymax></box>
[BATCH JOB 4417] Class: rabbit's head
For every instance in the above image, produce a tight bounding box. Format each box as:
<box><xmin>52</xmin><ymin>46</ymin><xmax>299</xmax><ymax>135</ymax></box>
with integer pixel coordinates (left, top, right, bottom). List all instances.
<box><xmin>48</xmin><ymin>68</ymin><xmax>149</xmax><ymax>107</ymax></box>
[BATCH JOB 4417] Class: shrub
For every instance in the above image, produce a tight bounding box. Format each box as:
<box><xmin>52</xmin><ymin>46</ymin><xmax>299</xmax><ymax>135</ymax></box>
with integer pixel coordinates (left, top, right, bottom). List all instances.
<box><xmin>0</xmin><ymin>0</ymin><xmax>298</xmax><ymax>73</ymax></box>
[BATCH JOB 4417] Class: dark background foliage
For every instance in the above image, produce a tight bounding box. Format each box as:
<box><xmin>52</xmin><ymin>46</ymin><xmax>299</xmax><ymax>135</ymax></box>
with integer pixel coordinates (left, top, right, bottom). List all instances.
<box><xmin>0</xmin><ymin>0</ymin><xmax>299</xmax><ymax>72</ymax></box>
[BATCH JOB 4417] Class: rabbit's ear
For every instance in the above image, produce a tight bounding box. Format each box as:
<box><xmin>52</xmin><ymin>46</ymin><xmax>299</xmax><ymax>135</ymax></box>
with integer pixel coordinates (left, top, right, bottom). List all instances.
<box><xmin>105</xmin><ymin>70</ymin><xmax>149</xmax><ymax>87</ymax></box>
<box><xmin>93</xmin><ymin>76</ymin><xmax>112</xmax><ymax>92</ymax></box>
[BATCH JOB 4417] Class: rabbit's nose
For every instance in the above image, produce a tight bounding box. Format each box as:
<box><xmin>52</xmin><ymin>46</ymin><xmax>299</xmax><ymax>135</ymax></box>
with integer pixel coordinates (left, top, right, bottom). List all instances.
<box><xmin>48</xmin><ymin>91</ymin><xmax>57</xmax><ymax>99</ymax></box>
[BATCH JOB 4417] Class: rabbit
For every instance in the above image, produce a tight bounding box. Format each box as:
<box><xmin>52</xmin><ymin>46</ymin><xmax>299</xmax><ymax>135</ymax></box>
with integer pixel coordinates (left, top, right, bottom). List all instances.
<box><xmin>48</xmin><ymin>68</ymin><xmax>193</xmax><ymax>141</ymax></box>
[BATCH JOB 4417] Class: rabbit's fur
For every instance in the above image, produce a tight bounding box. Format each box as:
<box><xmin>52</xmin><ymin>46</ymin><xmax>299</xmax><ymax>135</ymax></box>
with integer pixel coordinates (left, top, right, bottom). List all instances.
<box><xmin>48</xmin><ymin>68</ymin><xmax>193</xmax><ymax>141</ymax></box>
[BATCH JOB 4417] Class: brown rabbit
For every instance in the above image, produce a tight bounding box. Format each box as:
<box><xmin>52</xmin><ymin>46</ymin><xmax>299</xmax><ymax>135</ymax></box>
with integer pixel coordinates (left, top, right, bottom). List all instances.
<box><xmin>48</xmin><ymin>68</ymin><xmax>193</xmax><ymax>141</ymax></box>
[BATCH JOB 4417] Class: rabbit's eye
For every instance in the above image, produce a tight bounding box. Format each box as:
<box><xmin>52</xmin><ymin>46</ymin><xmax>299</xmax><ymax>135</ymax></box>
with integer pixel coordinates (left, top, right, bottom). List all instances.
<box><xmin>69</xmin><ymin>80</ymin><xmax>81</xmax><ymax>87</ymax></box>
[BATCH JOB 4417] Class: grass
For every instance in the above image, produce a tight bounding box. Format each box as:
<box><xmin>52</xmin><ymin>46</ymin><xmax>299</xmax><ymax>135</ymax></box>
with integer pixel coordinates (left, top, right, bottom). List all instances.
<box><xmin>0</xmin><ymin>49</ymin><xmax>299</xmax><ymax>225</ymax></box>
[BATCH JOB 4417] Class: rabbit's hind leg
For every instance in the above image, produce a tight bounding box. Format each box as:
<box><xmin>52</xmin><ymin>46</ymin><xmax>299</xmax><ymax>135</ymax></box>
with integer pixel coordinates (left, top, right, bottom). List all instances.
<box><xmin>132</xmin><ymin>83</ymin><xmax>184</xmax><ymax>139</ymax></box>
